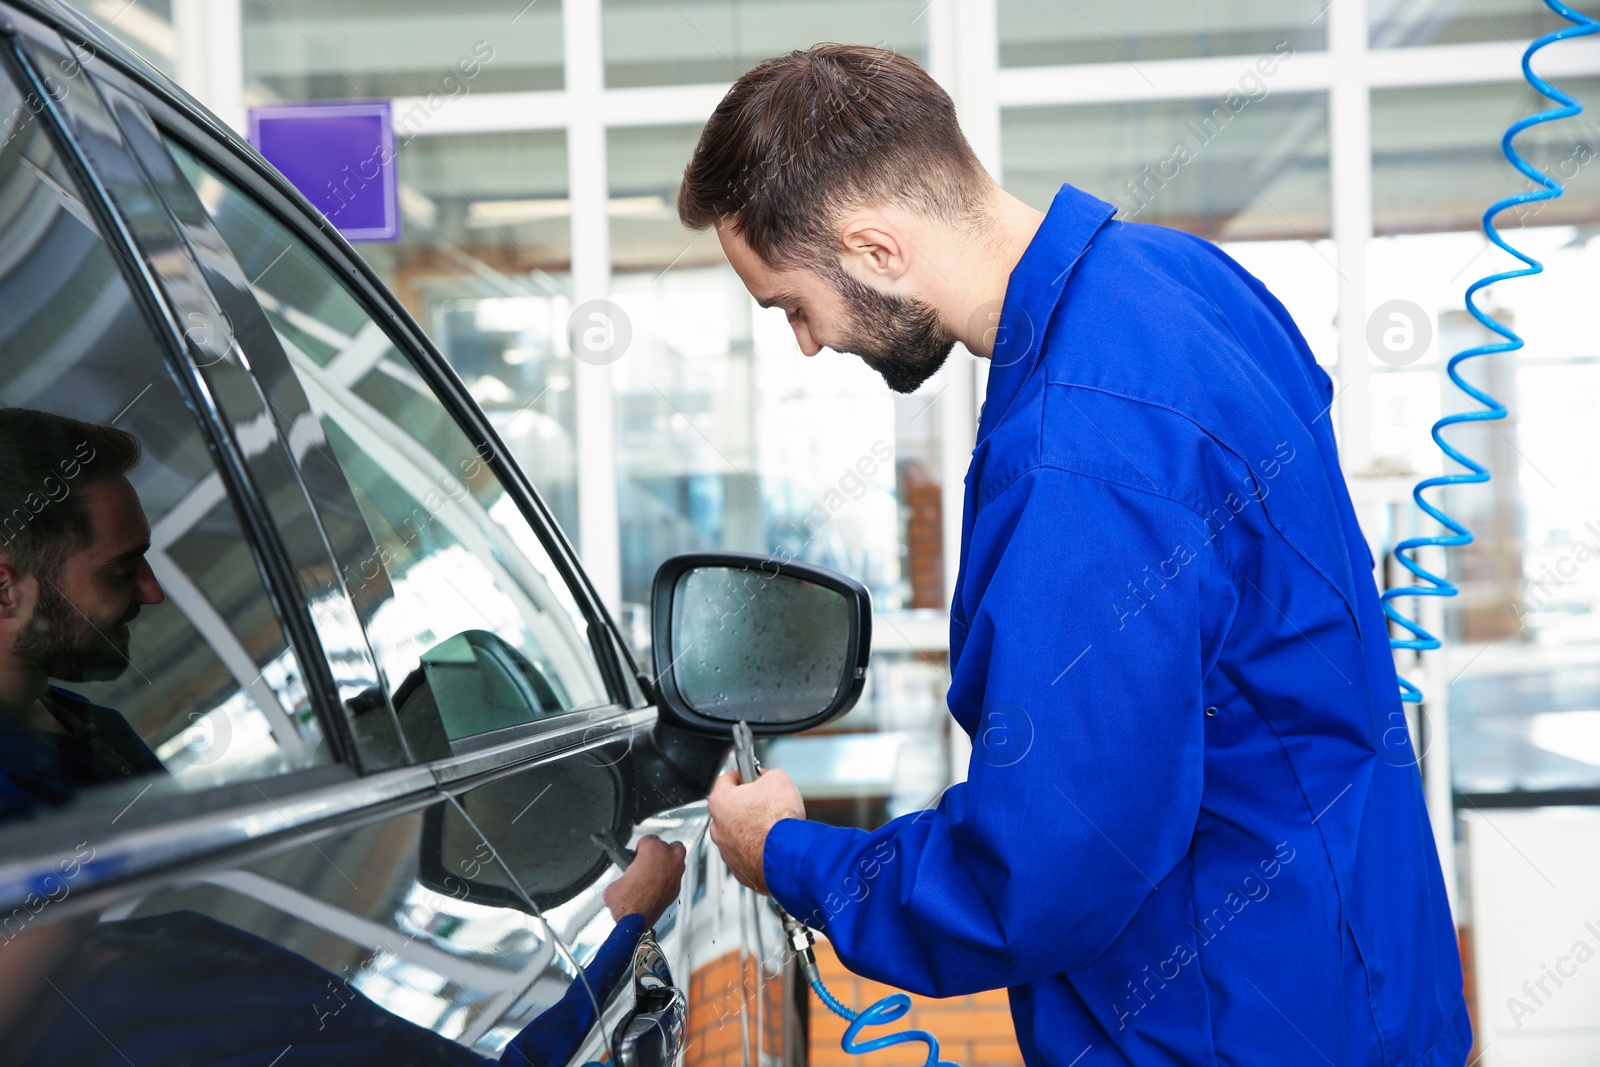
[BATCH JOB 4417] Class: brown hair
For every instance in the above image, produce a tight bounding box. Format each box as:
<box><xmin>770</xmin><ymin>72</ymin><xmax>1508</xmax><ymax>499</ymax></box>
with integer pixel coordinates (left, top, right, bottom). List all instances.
<box><xmin>0</xmin><ymin>408</ymin><xmax>142</xmax><ymax>579</ymax></box>
<box><xmin>678</xmin><ymin>44</ymin><xmax>989</xmax><ymax>272</ymax></box>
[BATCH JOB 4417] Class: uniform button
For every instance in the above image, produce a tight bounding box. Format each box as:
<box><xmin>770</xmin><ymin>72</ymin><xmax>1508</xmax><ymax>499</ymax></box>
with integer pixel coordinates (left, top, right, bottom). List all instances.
<box><xmin>1204</xmin><ymin>706</ymin><xmax>1218</xmax><ymax>717</ymax></box>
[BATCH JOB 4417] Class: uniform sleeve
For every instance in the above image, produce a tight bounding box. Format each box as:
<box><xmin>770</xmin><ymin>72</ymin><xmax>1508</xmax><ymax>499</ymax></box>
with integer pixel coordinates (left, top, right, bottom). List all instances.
<box><xmin>764</xmin><ymin>465</ymin><xmax>1212</xmax><ymax>997</ymax></box>
<box><xmin>499</xmin><ymin>913</ymin><xmax>647</xmax><ymax>1067</ymax></box>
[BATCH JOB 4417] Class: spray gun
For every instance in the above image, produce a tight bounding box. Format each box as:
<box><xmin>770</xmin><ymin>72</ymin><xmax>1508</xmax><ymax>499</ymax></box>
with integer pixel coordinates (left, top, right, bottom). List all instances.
<box><xmin>731</xmin><ymin>721</ymin><xmax>826</xmax><ymax>988</ymax></box>
<box><xmin>731</xmin><ymin>722</ymin><xmax>953</xmax><ymax>1066</ymax></box>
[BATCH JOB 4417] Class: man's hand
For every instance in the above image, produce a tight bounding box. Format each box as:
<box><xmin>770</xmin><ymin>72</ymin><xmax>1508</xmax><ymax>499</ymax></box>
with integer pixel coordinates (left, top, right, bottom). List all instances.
<box><xmin>707</xmin><ymin>768</ymin><xmax>805</xmax><ymax>896</ymax></box>
<box><xmin>602</xmin><ymin>834</ymin><xmax>686</xmax><ymax>926</ymax></box>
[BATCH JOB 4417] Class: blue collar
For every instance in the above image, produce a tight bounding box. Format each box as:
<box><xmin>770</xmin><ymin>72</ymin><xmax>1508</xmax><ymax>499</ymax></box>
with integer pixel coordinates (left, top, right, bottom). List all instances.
<box><xmin>977</xmin><ymin>184</ymin><xmax>1117</xmax><ymax>443</ymax></box>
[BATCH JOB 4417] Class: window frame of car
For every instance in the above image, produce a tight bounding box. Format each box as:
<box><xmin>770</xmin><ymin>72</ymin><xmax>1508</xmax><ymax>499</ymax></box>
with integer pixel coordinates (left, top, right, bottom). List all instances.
<box><xmin>0</xmin><ymin>11</ymin><xmax>364</xmax><ymax>759</ymax></box>
<box><xmin>144</xmin><ymin>95</ymin><xmax>645</xmax><ymax>718</ymax></box>
<box><xmin>0</xmin><ymin>2</ymin><xmax>391</xmax><ymax>889</ymax></box>
<box><xmin>136</xmin><ymin>105</ymin><xmax>654</xmax><ymax>755</ymax></box>
<box><xmin>92</xmin><ymin>21</ymin><xmax>658</xmax><ymax>764</ymax></box>
<box><xmin>0</xmin><ymin>25</ymin><xmax>714</xmax><ymax>1065</ymax></box>
<box><xmin>5</xmin><ymin>1</ymin><xmax>655</xmax><ymax>730</ymax></box>
<box><xmin>0</xmin><ymin>2</ymin><xmax>632</xmax><ymax>905</ymax></box>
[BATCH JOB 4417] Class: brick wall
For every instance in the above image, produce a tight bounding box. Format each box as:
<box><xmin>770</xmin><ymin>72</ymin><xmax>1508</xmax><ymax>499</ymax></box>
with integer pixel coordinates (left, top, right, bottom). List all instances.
<box><xmin>897</xmin><ymin>458</ymin><xmax>945</xmax><ymax>610</ymax></box>
<box><xmin>686</xmin><ymin>949</ymin><xmax>785</xmax><ymax>1067</ymax></box>
<box><xmin>685</xmin><ymin>940</ymin><xmax>1025</xmax><ymax>1067</ymax></box>
<box><xmin>809</xmin><ymin>939</ymin><xmax>1025</xmax><ymax>1067</ymax></box>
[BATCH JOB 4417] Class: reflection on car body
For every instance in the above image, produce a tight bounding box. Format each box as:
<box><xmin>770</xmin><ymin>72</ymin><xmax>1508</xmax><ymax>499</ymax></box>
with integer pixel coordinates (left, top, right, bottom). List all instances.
<box><xmin>0</xmin><ymin>796</ymin><xmax>676</xmax><ymax>1066</ymax></box>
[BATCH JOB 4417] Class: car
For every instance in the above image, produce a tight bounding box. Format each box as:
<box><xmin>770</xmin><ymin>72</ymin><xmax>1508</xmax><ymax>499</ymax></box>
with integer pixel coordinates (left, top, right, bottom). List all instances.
<box><xmin>0</xmin><ymin>3</ymin><xmax>872</xmax><ymax>1064</ymax></box>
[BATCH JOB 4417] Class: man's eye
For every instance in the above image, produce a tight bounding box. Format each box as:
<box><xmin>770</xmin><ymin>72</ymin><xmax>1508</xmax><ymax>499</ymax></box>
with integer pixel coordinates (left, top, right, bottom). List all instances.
<box><xmin>786</xmin><ymin>308</ymin><xmax>803</xmax><ymax>324</ymax></box>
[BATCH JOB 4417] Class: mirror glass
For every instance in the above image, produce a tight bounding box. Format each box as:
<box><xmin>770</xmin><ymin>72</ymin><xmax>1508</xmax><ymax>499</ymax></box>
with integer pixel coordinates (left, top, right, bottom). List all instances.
<box><xmin>670</xmin><ymin>567</ymin><xmax>852</xmax><ymax>724</ymax></box>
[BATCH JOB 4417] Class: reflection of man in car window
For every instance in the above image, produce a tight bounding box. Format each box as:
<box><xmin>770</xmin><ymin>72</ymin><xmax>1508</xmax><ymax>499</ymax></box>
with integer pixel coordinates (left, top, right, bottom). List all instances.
<box><xmin>0</xmin><ymin>408</ymin><xmax>168</xmax><ymax>819</ymax></box>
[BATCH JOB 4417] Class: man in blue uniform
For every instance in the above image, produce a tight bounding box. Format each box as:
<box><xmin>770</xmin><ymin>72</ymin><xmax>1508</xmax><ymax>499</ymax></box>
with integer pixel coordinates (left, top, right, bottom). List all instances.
<box><xmin>685</xmin><ymin>45</ymin><xmax>1469</xmax><ymax>1066</ymax></box>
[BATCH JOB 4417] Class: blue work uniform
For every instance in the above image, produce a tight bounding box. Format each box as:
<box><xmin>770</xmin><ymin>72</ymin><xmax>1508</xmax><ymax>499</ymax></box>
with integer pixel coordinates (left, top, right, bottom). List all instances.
<box><xmin>764</xmin><ymin>185</ymin><xmax>1470</xmax><ymax>1066</ymax></box>
<box><xmin>0</xmin><ymin>687</ymin><xmax>165</xmax><ymax>822</ymax></box>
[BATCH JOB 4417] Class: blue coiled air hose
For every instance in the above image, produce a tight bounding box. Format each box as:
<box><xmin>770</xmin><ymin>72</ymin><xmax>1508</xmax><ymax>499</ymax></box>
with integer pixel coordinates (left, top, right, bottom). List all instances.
<box><xmin>782</xmin><ymin>913</ymin><xmax>961</xmax><ymax>1067</ymax></box>
<box><xmin>1381</xmin><ymin>0</ymin><xmax>1600</xmax><ymax>702</ymax></box>
<box><xmin>730</xmin><ymin>722</ymin><xmax>961</xmax><ymax>1067</ymax></box>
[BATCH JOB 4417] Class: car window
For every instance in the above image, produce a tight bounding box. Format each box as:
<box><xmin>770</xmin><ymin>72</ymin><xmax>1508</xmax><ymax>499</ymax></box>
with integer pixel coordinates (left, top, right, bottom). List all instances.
<box><xmin>0</xmin><ymin>61</ymin><xmax>334</xmax><ymax>824</ymax></box>
<box><xmin>166</xmin><ymin>144</ymin><xmax>611</xmax><ymax>746</ymax></box>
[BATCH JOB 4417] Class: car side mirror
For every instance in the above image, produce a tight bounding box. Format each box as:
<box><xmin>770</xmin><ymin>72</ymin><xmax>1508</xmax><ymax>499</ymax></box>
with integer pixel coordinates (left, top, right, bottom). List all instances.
<box><xmin>649</xmin><ymin>553</ymin><xmax>871</xmax><ymax>736</ymax></box>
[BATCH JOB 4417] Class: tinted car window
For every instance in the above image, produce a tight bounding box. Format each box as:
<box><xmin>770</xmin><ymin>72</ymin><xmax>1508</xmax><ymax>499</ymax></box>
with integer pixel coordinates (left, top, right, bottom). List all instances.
<box><xmin>0</xmin><ymin>61</ymin><xmax>333</xmax><ymax>823</ymax></box>
<box><xmin>167</xmin><ymin>145</ymin><xmax>610</xmax><ymax>744</ymax></box>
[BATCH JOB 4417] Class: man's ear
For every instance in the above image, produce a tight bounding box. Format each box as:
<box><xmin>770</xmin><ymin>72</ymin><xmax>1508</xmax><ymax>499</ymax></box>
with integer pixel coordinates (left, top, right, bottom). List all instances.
<box><xmin>838</xmin><ymin>214</ymin><xmax>911</xmax><ymax>285</ymax></box>
<box><xmin>0</xmin><ymin>561</ymin><xmax>32</xmax><ymax>621</ymax></box>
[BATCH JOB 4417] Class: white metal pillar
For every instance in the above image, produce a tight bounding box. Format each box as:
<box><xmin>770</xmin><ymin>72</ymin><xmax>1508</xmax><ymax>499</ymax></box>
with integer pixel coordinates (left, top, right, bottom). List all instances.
<box><xmin>949</xmin><ymin>0</ymin><xmax>999</xmax><ymax>424</ymax></box>
<box><xmin>1327</xmin><ymin>0</ymin><xmax>1375</xmax><ymax>473</ymax></box>
<box><xmin>564</xmin><ymin>0</ymin><xmax>622</xmax><ymax>612</ymax></box>
<box><xmin>928</xmin><ymin>0</ymin><xmax>1000</xmax><ymax>625</ymax></box>
<box><xmin>172</xmin><ymin>0</ymin><xmax>244</xmax><ymax>134</ymax></box>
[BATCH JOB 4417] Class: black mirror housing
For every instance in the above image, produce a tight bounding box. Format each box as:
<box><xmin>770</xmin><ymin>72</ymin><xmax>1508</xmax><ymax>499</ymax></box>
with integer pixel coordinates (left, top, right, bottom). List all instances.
<box><xmin>649</xmin><ymin>552</ymin><xmax>871</xmax><ymax>737</ymax></box>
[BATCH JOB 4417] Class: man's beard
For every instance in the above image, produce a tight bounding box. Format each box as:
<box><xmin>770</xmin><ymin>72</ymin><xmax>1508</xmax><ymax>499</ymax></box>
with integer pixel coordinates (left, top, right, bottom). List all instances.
<box><xmin>14</xmin><ymin>575</ymin><xmax>135</xmax><ymax>684</ymax></box>
<box><xmin>831</xmin><ymin>270</ymin><xmax>956</xmax><ymax>394</ymax></box>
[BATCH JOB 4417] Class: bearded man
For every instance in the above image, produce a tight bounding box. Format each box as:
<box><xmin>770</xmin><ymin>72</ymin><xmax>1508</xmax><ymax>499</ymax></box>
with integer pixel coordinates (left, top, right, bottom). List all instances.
<box><xmin>0</xmin><ymin>408</ymin><xmax>167</xmax><ymax>819</ymax></box>
<box><xmin>691</xmin><ymin>45</ymin><xmax>1469</xmax><ymax>1067</ymax></box>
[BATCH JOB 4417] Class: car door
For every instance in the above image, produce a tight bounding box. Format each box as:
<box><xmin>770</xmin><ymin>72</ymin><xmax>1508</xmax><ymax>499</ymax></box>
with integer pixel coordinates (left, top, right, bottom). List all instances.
<box><xmin>96</xmin><ymin>38</ymin><xmax>796</xmax><ymax>1067</ymax></box>
<box><xmin>0</xmin><ymin>8</ymin><xmax>630</xmax><ymax>1066</ymax></box>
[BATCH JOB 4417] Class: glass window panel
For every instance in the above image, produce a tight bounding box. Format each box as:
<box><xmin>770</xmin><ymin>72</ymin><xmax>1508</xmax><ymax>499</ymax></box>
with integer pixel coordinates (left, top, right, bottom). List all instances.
<box><xmin>171</xmin><ymin>146</ymin><xmax>611</xmax><ymax>743</ymax></box>
<box><xmin>1372</xmin><ymin>80</ymin><xmax>1600</xmax><ymax>236</ymax></box>
<box><xmin>602</xmin><ymin>0</ymin><xmax>928</xmax><ymax>88</ymax></box>
<box><xmin>1002</xmin><ymin>93</ymin><xmax>1332</xmax><ymax>241</ymax></box>
<box><xmin>0</xmin><ymin>67</ymin><xmax>332</xmax><ymax>819</ymax></box>
<box><xmin>996</xmin><ymin>0</ymin><xmax>1326</xmax><ymax>68</ymax></box>
<box><xmin>1448</xmin><ymin>355</ymin><xmax>1600</xmax><ymax>794</ymax></box>
<box><xmin>368</xmin><ymin>130</ymin><xmax>571</xmax><ymax>279</ymax></box>
<box><xmin>357</xmin><ymin>130</ymin><xmax>577</xmax><ymax>534</ymax></box>
<box><xmin>241</xmin><ymin>0</ymin><xmax>561</xmax><ymax>103</ymax></box>
<box><xmin>1363</xmin><ymin>229</ymin><xmax>1600</xmax><ymax>795</ymax></box>
<box><xmin>608</xmin><ymin>123</ymin><xmax>723</xmax><ymax>274</ymax></box>
<box><xmin>1370</xmin><ymin>0</ymin><xmax>1600</xmax><ymax>48</ymax></box>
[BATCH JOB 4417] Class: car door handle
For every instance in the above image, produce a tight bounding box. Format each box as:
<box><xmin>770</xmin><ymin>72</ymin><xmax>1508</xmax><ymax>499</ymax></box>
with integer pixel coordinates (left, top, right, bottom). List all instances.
<box><xmin>614</xmin><ymin>985</ymin><xmax>687</xmax><ymax>1067</ymax></box>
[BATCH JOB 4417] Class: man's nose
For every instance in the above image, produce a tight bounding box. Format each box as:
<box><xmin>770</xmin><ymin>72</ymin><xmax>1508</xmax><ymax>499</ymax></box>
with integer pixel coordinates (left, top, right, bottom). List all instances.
<box><xmin>134</xmin><ymin>559</ymin><xmax>166</xmax><ymax>606</ymax></box>
<box><xmin>792</xmin><ymin>321</ymin><xmax>822</xmax><ymax>358</ymax></box>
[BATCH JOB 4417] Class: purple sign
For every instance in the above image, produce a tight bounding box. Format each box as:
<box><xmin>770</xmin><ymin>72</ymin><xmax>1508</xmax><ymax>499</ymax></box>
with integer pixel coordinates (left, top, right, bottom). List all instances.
<box><xmin>248</xmin><ymin>101</ymin><xmax>399</xmax><ymax>243</ymax></box>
